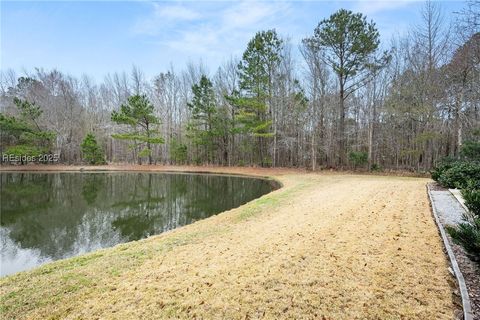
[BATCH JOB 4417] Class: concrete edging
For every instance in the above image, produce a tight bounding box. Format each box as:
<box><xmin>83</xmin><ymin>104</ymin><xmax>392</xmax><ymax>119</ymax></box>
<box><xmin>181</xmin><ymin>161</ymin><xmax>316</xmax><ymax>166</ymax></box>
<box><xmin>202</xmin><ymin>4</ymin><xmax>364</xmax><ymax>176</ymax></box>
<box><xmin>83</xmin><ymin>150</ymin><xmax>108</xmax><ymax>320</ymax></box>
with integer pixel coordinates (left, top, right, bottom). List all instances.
<box><xmin>449</xmin><ymin>188</ymin><xmax>470</xmax><ymax>213</ymax></box>
<box><xmin>427</xmin><ymin>184</ymin><xmax>473</xmax><ymax>320</ymax></box>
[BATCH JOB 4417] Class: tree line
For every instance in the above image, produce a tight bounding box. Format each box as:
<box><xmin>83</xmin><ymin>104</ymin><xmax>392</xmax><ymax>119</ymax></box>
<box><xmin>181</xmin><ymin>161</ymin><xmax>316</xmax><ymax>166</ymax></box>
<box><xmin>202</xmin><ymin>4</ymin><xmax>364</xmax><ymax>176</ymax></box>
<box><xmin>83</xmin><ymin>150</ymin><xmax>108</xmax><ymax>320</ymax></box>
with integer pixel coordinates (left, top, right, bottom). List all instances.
<box><xmin>1</xmin><ymin>2</ymin><xmax>479</xmax><ymax>171</ymax></box>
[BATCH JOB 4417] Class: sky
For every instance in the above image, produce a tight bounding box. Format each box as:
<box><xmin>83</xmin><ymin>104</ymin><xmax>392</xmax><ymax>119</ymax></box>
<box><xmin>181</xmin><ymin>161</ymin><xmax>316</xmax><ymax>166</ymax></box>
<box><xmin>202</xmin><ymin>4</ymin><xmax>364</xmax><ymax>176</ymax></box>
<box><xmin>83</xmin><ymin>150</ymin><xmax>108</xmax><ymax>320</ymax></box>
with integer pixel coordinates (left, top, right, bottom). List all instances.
<box><xmin>0</xmin><ymin>0</ymin><xmax>467</xmax><ymax>82</ymax></box>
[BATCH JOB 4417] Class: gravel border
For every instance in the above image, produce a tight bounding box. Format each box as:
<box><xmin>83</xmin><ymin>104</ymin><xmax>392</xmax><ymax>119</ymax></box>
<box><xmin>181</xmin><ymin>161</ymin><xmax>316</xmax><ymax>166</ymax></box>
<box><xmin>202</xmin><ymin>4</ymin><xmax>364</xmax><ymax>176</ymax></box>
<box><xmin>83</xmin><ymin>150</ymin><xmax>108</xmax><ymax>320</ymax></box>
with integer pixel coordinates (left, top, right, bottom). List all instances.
<box><xmin>428</xmin><ymin>184</ymin><xmax>474</xmax><ymax>320</ymax></box>
<box><xmin>451</xmin><ymin>240</ymin><xmax>480</xmax><ymax>320</ymax></box>
<box><xmin>449</xmin><ymin>188</ymin><xmax>470</xmax><ymax>212</ymax></box>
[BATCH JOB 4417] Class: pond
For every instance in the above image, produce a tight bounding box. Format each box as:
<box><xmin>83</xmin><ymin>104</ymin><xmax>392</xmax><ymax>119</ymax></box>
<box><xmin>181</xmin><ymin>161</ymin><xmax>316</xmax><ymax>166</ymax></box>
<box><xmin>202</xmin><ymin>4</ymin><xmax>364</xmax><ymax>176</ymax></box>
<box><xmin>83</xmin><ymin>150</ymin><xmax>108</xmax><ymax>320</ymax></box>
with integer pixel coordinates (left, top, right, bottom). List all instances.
<box><xmin>0</xmin><ymin>171</ymin><xmax>276</xmax><ymax>276</ymax></box>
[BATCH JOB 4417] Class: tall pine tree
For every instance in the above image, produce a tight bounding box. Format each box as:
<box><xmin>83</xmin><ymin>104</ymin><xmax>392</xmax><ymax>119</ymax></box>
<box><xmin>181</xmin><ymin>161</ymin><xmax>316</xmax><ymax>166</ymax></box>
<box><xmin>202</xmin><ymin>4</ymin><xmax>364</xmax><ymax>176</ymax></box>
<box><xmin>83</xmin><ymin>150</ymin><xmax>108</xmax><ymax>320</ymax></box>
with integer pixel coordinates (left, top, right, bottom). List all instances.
<box><xmin>305</xmin><ymin>9</ymin><xmax>388</xmax><ymax>166</ymax></box>
<box><xmin>0</xmin><ymin>98</ymin><xmax>54</xmax><ymax>162</ymax></box>
<box><xmin>230</xmin><ymin>29</ymin><xmax>283</xmax><ymax>166</ymax></box>
<box><xmin>111</xmin><ymin>95</ymin><xmax>164</xmax><ymax>164</ymax></box>
<box><xmin>187</xmin><ymin>75</ymin><xmax>219</xmax><ymax>163</ymax></box>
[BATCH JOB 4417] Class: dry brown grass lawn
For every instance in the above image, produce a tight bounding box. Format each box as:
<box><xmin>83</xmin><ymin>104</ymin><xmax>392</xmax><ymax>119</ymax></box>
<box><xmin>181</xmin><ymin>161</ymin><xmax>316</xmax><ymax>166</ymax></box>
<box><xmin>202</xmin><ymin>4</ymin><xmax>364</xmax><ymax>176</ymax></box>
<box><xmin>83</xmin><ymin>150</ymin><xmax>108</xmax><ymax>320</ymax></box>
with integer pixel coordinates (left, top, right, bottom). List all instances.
<box><xmin>0</xmin><ymin>167</ymin><xmax>457</xmax><ymax>319</ymax></box>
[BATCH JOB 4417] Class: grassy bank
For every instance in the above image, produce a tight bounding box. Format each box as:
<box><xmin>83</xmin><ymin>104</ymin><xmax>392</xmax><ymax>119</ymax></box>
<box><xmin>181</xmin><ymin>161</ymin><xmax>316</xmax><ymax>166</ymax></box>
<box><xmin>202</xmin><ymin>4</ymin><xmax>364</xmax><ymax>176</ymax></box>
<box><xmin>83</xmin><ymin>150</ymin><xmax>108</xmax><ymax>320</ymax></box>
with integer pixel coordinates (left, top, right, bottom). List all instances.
<box><xmin>0</xmin><ymin>168</ymin><xmax>457</xmax><ymax>319</ymax></box>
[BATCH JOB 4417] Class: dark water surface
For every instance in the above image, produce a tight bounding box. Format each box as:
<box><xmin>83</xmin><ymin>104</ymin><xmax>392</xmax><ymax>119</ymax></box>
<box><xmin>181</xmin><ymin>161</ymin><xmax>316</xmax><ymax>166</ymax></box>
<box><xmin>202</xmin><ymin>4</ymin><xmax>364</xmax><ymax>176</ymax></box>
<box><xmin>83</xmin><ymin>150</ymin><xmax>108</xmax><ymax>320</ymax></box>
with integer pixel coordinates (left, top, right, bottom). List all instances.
<box><xmin>0</xmin><ymin>172</ymin><xmax>275</xmax><ymax>276</ymax></box>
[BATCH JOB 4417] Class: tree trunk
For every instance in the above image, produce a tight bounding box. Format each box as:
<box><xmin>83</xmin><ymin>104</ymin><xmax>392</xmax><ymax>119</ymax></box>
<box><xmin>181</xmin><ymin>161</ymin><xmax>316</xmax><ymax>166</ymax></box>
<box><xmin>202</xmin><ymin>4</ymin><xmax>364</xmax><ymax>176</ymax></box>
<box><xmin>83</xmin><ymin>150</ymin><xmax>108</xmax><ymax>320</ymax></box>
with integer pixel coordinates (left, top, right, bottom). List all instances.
<box><xmin>368</xmin><ymin>86</ymin><xmax>377</xmax><ymax>171</ymax></box>
<box><xmin>368</xmin><ymin>123</ymin><xmax>373</xmax><ymax>170</ymax></box>
<box><xmin>273</xmin><ymin>123</ymin><xmax>277</xmax><ymax>168</ymax></box>
<box><xmin>455</xmin><ymin>86</ymin><xmax>465</xmax><ymax>157</ymax></box>
<box><xmin>311</xmin><ymin>126</ymin><xmax>316</xmax><ymax>171</ymax></box>
<box><xmin>338</xmin><ymin>78</ymin><xmax>346</xmax><ymax>167</ymax></box>
<box><xmin>146</xmin><ymin>122</ymin><xmax>153</xmax><ymax>165</ymax></box>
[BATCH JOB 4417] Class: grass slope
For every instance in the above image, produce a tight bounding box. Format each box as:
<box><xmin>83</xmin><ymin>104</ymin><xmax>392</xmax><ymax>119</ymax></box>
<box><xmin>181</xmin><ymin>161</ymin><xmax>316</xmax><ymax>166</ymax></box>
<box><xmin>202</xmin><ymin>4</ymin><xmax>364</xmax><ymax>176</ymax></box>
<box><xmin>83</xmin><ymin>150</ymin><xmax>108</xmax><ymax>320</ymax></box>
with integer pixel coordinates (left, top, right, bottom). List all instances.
<box><xmin>0</xmin><ymin>171</ymin><xmax>456</xmax><ymax>319</ymax></box>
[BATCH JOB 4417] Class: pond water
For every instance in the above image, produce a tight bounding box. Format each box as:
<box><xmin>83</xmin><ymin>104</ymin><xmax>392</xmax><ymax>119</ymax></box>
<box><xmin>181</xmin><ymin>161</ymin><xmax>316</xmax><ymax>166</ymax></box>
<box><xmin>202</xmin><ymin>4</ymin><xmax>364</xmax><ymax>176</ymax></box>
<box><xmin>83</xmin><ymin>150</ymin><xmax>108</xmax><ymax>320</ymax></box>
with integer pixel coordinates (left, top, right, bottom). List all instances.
<box><xmin>0</xmin><ymin>172</ymin><xmax>276</xmax><ymax>276</ymax></box>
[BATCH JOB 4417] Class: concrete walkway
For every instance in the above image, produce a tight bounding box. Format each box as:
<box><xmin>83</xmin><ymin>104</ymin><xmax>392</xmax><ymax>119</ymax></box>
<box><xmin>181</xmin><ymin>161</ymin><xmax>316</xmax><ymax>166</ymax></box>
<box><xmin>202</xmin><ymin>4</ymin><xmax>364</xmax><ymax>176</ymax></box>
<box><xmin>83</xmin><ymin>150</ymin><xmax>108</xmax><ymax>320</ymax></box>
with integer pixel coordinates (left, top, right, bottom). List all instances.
<box><xmin>430</xmin><ymin>190</ymin><xmax>467</xmax><ymax>226</ymax></box>
<box><xmin>429</xmin><ymin>187</ymin><xmax>474</xmax><ymax>320</ymax></box>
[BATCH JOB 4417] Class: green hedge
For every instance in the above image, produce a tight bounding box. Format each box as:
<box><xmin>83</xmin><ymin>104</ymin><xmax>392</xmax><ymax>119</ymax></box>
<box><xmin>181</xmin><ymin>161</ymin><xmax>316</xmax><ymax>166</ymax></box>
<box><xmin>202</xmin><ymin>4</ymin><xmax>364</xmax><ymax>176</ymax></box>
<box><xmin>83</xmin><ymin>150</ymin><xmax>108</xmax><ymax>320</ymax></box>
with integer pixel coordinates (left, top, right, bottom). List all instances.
<box><xmin>431</xmin><ymin>157</ymin><xmax>456</xmax><ymax>181</ymax></box>
<box><xmin>462</xmin><ymin>183</ymin><xmax>480</xmax><ymax>216</ymax></box>
<box><xmin>446</xmin><ymin>218</ymin><xmax>480</xmax><ymax>261</ymax></box>
<box><xmin>432</xmin><ymin>160</ymin><xmax>480</xmax><ymax>189</ymax></box>
<box><xmin>434</xmin><ymin>139</ymin><xmax>480</xmax><ymax>262</ymax></box>
<box><xmin>444</xmin><ymin>170</ymin><xmax>480</xmax><ymax>262</ymax></box>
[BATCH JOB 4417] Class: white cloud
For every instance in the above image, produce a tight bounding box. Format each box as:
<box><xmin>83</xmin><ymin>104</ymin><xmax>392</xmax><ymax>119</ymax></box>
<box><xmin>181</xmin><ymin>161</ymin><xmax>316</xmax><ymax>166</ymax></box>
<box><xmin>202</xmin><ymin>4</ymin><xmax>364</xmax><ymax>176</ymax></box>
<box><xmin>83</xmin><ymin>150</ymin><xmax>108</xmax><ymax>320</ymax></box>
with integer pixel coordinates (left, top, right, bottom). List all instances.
<box><xmin>221</xmin><ymin>1</ymin><xmax>283</xmax><ymax>29</ymax></box>
<box><xmin>132</xmin><ymin>3</ymin><xmax>201</xmax><ymax>35</ymax></box>
<box><xmin>154</xmin><ymin>1</ymin><xmax>294</xmax><ymax>64</ymax></box>
<box><xmin>153</xmin><ymin>4</ymin><xmax>200</xmax><ymax>21</ymax></box>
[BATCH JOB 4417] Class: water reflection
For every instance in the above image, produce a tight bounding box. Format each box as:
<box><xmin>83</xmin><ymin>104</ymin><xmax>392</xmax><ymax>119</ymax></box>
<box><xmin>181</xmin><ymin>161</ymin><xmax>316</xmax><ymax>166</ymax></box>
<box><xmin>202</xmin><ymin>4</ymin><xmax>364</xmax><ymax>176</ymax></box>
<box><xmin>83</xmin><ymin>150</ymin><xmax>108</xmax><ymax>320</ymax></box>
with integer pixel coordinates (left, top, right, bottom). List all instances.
<box><xmin>0</xmin><ymin>172</ymin><xmax>275</xmax><ymax>276</ymax></box>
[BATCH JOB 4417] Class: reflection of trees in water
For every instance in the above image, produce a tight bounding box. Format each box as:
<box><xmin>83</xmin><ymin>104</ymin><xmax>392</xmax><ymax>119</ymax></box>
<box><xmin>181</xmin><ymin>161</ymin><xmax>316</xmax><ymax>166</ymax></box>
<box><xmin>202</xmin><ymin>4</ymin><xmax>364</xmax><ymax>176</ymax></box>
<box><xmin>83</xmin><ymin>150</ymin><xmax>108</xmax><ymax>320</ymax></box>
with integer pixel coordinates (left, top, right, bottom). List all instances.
<box><xmin>81</xmin><ymin>174</ymin><xmax>105</xmax><ymax>205</ymax></box>
<box><xmin>182</xmin><ymin>175</ymin><xmax>271</xmax><ymax>218</ymax></box>
<box><xmin>2</xmin><ymin>173</ymin><xmax>96</xmax><ymax>258</ymax></box>
<box><xmin>112</xmin><ymin>215</ymin><xmax>156</xmax><ymax>241</ymax></box>
<box><xmin>0</xmin><ymin>172</ymin><xmax>273</xmax><ymax>268</ymax></box>
<box><xmin>1</xmin><ymin>173</ymin><xmax>53</xmax><ymax>224</ymax></box>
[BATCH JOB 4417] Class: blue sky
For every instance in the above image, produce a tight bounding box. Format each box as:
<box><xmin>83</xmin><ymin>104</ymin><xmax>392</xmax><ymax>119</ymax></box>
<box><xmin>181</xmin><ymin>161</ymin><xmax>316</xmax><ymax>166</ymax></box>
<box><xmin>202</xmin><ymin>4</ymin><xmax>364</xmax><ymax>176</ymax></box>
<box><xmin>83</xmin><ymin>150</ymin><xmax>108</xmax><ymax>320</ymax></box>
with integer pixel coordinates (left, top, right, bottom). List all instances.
<box><xmin>1</xmin><ymin>0</ymin><xmax>466</xmax><ymax>81</ymax></box>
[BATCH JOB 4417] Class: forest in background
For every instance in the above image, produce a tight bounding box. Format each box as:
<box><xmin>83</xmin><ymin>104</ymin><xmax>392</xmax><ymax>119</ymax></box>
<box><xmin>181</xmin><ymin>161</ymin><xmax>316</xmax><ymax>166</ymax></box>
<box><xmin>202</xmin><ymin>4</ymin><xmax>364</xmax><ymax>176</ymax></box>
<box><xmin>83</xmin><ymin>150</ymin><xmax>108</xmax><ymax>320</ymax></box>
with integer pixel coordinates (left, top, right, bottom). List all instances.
<box><xmin>1</xmin><ymin>1</ymin><xmax>479</xmax><ymax>171</ymax></box>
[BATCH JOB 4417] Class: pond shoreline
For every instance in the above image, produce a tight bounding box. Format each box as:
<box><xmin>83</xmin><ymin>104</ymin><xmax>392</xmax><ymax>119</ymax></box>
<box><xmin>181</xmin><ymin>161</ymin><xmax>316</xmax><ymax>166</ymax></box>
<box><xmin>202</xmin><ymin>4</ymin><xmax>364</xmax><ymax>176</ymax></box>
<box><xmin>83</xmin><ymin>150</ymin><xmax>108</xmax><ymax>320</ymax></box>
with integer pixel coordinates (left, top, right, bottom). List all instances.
<box><xmin>1</xmin><ymin>170</ymin><xmax>278</xmax><ymax>276</ymax></box>
<box><xmin>0</xmin><ymin>163</ymin><xmax>302</xmax><ymax>174</ymax></box>
<box><xmin>0</xmin><ymin>167</ymin><xmax>460</xmax><ymax>319</ymax></box>
<box><xmin>0</xmin><ymin>165</ymin><xmax>301</xmax><ymax>190</ymax></box>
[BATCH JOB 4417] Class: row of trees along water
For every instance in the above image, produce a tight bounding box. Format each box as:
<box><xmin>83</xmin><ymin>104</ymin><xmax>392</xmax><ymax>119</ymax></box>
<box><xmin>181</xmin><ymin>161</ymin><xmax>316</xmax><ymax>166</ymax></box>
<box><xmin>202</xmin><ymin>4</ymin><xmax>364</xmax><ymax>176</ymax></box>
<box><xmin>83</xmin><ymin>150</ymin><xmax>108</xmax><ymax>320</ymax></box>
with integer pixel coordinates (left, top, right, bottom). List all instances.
<box><xmin>1</xmin><ymin>2</ymin><xmax>479</xmax><ymax>171</ymax></box>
